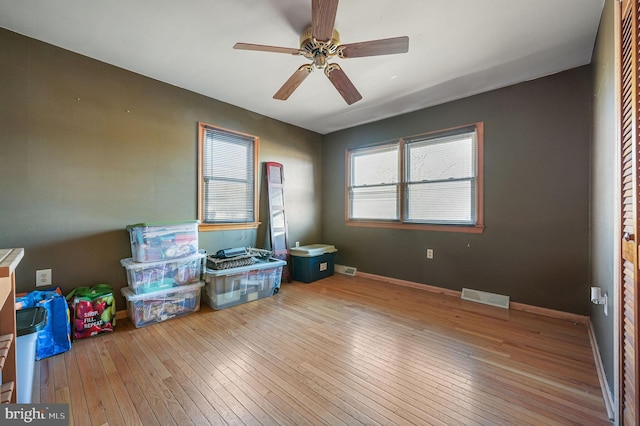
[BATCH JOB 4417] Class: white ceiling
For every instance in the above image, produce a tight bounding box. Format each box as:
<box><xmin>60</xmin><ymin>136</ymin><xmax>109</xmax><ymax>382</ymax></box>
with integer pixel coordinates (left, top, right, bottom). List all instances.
<box><xmin>0</xmin><ymin>0</ymin><xmax>604</xmax><ymax>135</ymax></box>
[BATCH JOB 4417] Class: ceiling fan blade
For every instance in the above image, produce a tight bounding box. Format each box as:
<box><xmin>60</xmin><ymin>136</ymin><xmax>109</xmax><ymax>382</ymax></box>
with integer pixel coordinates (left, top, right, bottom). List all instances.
<box><xmin>339</xmin><ymin>36</ymin><xmax>409</xmax><ymax>58</ymax></box>
<box><xmin>312</xmin><ymin>0</ymin><xmax>339</xmax><ymax>41</ymax></box>
<box><xmin>325</xmin><ymin>64</ymin><xmax>362</xmax><ymax>105</ymax></box>
<box><xmin>274</xmin><ymin>65</ymin><xmax>313</xmax><ymax>100</ymax></box>
<box><xmin>234</xmin><ymin>42</ymin><xmax>303</xmax><ymax>56</ymax></box>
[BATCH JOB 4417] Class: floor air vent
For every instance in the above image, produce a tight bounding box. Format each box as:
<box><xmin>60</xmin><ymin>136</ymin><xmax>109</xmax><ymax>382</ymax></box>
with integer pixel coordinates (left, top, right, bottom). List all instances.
<box><xmin>461</xmin><ymin>288</ymin><xmax>510</xmax><ymax>309</ymax></box>
<box><xmin>334</xmin><ymin>264</ymin><xmax>357</xmax><ymax>276</ymax></box>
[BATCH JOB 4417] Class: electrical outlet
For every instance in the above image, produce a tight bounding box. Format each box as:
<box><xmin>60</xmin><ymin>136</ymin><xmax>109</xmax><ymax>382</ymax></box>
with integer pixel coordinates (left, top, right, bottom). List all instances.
<box><xmin>36</xmin><ymin>269</ymin><xmax>52</xmax><ymax>287</ymax></box>
<box><xmin>295</xmin><ymin>241</ymin><xmax>300</xmax><ymax>247</ymax></box>
<box><xmin>426</xmin><ymin>249</ymin><xmax>434</xmax><ymax>259</ymax></box>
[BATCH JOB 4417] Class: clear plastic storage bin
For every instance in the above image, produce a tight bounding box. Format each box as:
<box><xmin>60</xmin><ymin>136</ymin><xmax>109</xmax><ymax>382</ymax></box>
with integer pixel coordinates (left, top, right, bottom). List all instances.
<box><xmin>126</xmin><ymin>221</ymin><xmax>199</xmax><ymax>263</ymax></box>
<box><xmin>121</xmin><ymin>281</ymin><xmax>204</xmax><ymax>328</ymax></box>
<box><xmin>121</xmin><ymin>252</ymin><xmax>204</xmax><ymax>294</ymax></box>
<box><xmin>203</xmin><ymin>258</ymin><xmax>285</xmax><ymax>310</ymax></box>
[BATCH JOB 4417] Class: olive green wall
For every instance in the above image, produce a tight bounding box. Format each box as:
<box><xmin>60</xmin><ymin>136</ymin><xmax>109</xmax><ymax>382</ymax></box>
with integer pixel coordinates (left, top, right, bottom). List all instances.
<box><xmin>322</xmin><ymin>66</ymin><xmax>592</xmax><ymax>315</ymax></box>
<box><xmin>591</xmin><ymin>0</ymin><xmax>616</xmax><ymax>399</ymax></box>
<box><xmin>0</xmin><ymin>28</ymin><xmax>323</xmax><ymax>307</ymax></box>
<box><xmin>0</xmin><ymin>26</ymin><xmax>600</xmax><ymax>319</ymax></box>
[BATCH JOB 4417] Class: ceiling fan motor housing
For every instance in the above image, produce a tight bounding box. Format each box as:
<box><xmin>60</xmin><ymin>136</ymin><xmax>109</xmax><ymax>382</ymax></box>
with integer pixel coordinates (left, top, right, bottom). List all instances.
<box><xmin>300</xmin><ymin>26</ymin><xmax>340</xmax><ymax>68</ymax></box>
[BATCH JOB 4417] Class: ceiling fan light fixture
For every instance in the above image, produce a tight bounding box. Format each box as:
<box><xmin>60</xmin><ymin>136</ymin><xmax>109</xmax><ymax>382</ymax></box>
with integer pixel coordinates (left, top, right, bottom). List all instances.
<box><xmin>313</xmin><ymin>54</ymin><xmax>327</xmax><ymax>69</ymax></box>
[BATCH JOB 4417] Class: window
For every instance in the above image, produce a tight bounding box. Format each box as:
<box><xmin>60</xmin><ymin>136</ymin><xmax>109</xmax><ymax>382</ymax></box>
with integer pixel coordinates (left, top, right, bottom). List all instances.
<box><xmin>350</xmin><ymin>144</ymin><xmax>400</xmax><ymax>220</ymax></box>
<box><xmin>347</xmin><ymin>122</ymin><xmax>483</xmax><ymax>233</ymax></box>
<box><xmin>198</xmin><ymin>122</ymin><xmax>260</xmax><ymax>231</ymax></box>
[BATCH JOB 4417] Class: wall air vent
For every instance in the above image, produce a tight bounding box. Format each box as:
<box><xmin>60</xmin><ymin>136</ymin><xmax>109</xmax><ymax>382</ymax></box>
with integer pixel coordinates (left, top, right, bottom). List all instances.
<box><xmin>461</xmin><ymin>288</ymin><xmax>510</xmax><ymax>309</ymax></box>
<box><xmin>334</xmin><ymin>264</ymin><xmax>357</xmax><ymax>276</ymax></box>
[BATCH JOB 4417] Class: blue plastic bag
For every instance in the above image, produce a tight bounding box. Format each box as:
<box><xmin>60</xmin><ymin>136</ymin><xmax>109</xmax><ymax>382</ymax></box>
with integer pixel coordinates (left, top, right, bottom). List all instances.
<box><xmin>16</xmin><ymin>289</ymin><xmax>72</xmax><ymax>360</ymax></box>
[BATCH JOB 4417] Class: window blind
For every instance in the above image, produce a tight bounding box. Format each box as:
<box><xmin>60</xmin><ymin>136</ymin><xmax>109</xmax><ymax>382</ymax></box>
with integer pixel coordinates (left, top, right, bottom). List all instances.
<box><xmin>202</xmin><ymin>127</ymin><xmax>255</xmax><ymax>223</ymax></box>
<box><xmin>346</xmin><ymin>123</ymin><xmax>481</xmax><ymax>228</ymax></box>
<box><xmin>349</xmin><ymin>143</ymin><xmax>399</xmax><ymax>220</ymax></box>
<box><xmin>405</xmin><ymin>131</ymin><xmax>477</xmax><ymax>224</ymax></box>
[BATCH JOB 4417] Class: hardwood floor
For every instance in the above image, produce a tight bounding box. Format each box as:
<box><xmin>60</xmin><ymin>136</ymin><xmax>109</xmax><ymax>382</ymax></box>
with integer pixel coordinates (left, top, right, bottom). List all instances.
<box><xmin>37</xmin><ymin>274</ymin><xmax>611</xmax><ymax>425</ymax></box>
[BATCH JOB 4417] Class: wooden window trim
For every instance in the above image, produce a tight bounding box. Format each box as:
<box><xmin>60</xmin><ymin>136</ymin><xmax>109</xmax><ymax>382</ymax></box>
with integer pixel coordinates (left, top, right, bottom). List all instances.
<box><xmin>345</xmin><ymin>122</ymin><xmax>484</xmax><ymax>234</ymax></box>
<box><xmin>197</xmin><ymin>122</ymin><xmax>261</xmax><ymax>232</ymax></box>
<box><xmin>345</xmin><ymin>220</ymin><xmax>484</xmax><ymax>233</ymax></box>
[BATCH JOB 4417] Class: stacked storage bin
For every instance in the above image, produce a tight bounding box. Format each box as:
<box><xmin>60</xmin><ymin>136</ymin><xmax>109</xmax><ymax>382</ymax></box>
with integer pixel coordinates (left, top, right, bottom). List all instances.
<box><xmin>120</xmin><ymin>221</ymin><xmax>204</xmax><ymax>328</ymax></box>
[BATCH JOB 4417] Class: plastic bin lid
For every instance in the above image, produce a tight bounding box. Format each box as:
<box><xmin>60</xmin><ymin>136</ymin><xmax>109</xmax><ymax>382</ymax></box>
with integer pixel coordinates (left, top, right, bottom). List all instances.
<box><xmin>16</xmin><ymin>307</ymin><xmax>47</xmax><ymax>336</ymax></box>
<box><xmin>120</xmin><ymin>252</ymin><xmax>205</xmax><ymax>269</ymax></box>
<box><xmin>126</xmin><ymin>220</ymin><xmax>199</xmax><ymax>230</ymax></box>
<box><xmin>290</xmin><ymin>244</ymin><xmax>337</xmax><ymax>257</ymax></box>
<box><xmin>205</xmin><ymin>258</ymin><xmax>287</xmax><ymax>276</ymax></box>
<box><xmin>121</xmin><ymin>280</ymin><xmax>205</xmax><ymax>301</ymax></box>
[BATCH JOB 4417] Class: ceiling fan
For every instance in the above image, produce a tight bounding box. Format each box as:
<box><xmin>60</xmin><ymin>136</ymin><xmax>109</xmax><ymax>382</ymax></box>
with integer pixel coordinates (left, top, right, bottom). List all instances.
<box><xmin>233</xmin><ymin>0</ymin><xmax>409</xmax><ymax>105</ymax></box>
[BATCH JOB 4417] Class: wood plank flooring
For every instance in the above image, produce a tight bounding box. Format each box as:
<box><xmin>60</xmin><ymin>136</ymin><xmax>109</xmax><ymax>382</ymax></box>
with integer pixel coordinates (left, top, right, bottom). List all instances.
<box><xmin>37</xmin><ymin>274</ymin><xmax>611</xmax><ymax>425</ymax></box>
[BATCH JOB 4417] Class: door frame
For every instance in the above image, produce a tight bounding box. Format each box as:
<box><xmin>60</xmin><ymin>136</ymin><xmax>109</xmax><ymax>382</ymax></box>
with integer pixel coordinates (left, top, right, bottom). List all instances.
<box><xmin>614</xmin><ymin>2</ymin><xmax>621</xmax><ymax>424</ymax></box>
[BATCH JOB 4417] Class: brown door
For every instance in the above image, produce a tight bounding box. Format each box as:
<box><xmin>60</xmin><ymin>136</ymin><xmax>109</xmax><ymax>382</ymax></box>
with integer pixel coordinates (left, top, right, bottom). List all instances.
<box><xmin>620</xmin><ymin>1</ymin><xmax>640</xmax><ymax>423</ymax></box>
